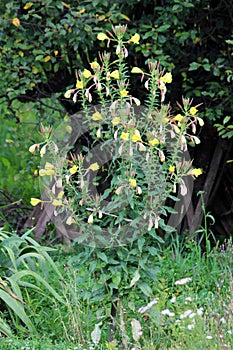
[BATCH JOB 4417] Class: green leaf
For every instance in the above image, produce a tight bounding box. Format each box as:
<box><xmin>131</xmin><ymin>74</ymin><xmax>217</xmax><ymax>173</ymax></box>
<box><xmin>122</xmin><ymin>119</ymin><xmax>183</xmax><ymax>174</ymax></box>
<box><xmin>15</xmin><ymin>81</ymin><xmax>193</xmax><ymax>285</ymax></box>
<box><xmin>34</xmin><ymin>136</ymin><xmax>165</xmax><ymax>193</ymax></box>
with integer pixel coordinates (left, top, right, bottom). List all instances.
<box><xmin>147</xmin><ymin>246</ymin><xmax>159</xmax><ymax>256</ymax></box>
<box><xmin>11</xmin><ymin>270</ymin><xmax>64</xmax><ymax>304</ymax></box>
<box><xmin>0</xmin><ymin>316</ymin><xmax>12</xmax><ymax>337</ymax></box>
<box><xmin>112</xmin><ymin>272</ymin><xmax>121</xmax><ymax>287</ymax></box>
<box><xmin>130</xmin><ymin>270</ymin><xmax>140</xmax><ymax>287</ymax></box>
<box><xmin>97</xmin><ymin>251</ymin><xmax>108</xmax><ymax>263</ymax></box>
<box><xmin>223</xmin><ymin>116</ymin><xmax>231</xmax><ymax>124</ymax></box>
<box><xmin>189</xmin><ymin>62</ymin><xmax>200</xmax><ymax>71</ymax></box>
<box><xmin>137</xmin><ymin>237</ymin><xmax>145</xmax><ymax>253</ymax></box>
<box><xmin>138</xmin><ymin>282</ymin><xmax>152</xmax><ymax>297</ymax></box>
<box><xmin>226</xmin><ymin>39</ymin><xmax>233</xmax><ymax>45</ymax></box>
<box><xmin>0</xmin><ymin>289</ymin><xmax>36</xmax><ymax>333</ymax></box>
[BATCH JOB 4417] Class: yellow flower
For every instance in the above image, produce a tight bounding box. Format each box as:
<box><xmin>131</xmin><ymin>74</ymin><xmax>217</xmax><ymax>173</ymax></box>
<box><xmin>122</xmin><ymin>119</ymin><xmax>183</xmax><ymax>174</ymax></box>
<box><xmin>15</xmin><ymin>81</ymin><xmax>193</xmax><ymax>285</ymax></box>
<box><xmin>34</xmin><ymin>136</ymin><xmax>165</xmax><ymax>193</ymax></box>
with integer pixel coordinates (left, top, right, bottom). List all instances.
<box><xmin>66</xmin><ymin>216</ymin><xmax>76</xmax><ymax>225</ymax></box>
<box><xmin>52</xmin><ymin>199</ymin><xmax>63</xmax><ymax>206</ymax></box>
<box><xmin>197</xmin><ymin>117</ymin><xmax>204</xmax><ymax>127</ymax></box>
<box><xmin>120</xmin><ymin>89</ymin><xmax>128</xmax><ymax>97</ymax></box>
<box><xmin>189</xmin><ymin>168</ymin><xmax>203</xmax><ymax>177</ymax></box>
<box><xmin>174</xmin><ymin>114</ymin><xmax>184</xmax><ymax>122</ymax></box>
<box><xmin>112</xmin><ymin>117</ymin><xmax>121</xmax><ymax>126</ymax></box>
<box><xmin>160</xmin><ymin>72</ymin><xmax>172</xmax><ymax>84</ymax></box>
<box><xmin>139</xmin><ymin>142</ymin><xmax>146</xmax><ymax>152</ymax></box>
<box><xmin>131</xmin><ymin>67</ymin><xmax>144</xmax><ymax>74</ymax></box>
<box><xmin>29</xmin><ymin>144</ymin><xmax>37</xmax><ymax>153</ymax></box>
<box><xmin>57</xmin><ymin>191</ymin><xmax>64</xmax><ymax>199</ymax></box>
<box><xmin>132</xmin><ymin>97</ymin><xmax>141</xmax><ymax>106</ymax></box>
<box><xmin>66</xmin><ymin>125</ymin><xmax>72</xmax><ymax>133</ymax></box>
<box><xmin>129</xmin><ymin>33</ymin><xmax>140</xmax><ymax>44</ymax></box>
<box><xmin>89</xmin><ymin>162</ymin><xmax>99</xmax><ymax>171</ymax></box>
<box><xmin>40</xmin><ymin>144</ymin><xmax>46</xmax><ymax>156</ymax></box>
<box><xmin>69</xmin><ymin>165</ymin><xmax>78</xmax><ymax>174</ymax></box>
<box><xmin>24</xmin><ymin>2</ymin><xmax>33</xmax><ymax>10</ymax></box>
<box><xmin>46</xmin><ymin>169</ymin><xmax>55</xmax><ymax>176</ymax></box>
<box><xmin>110</xmin><ymin>70</ymin><xmax>120</xmax><ymax>79</ymax></box>
<box><xmin>149</xmin><ymin>138</ymin><xmax>159</xmax><ymax>146</ymax></box>
<box><xmin>97</xmin><ymin>32</ymin><xmax>108</xmax><ymax>41</ymax></box>
<box><xmin>44</xmin><ymin>55</ymin><xmax>51</xmax><ymax>62</ymax></box>
<box><xmin>173</xmin><ymin>125</ymin><xmax>180</xmax><ymax>134</ymax></box>
<box><xmin>39</xmin><ymin>168</ymin><xmax>55</xmax><ymax>176</ymax></box>
<box><xmin>64</xmin><ymin>90</ymin><xmax>72</xmax><ymax>98</ymax></box>
<box><xmin>131</xmin><ymin>130</ymin><xmax>142</xmax><ymax>142</ymax></box>
<box><xmin>90</xmin><ymin>61</ymin><xmax>100</xmax><ymax>70</ymax></box>
<box><xmin>169</xmin><ymin>165</ymin><xmax>175</xmax><ymax>173</ymax></box>
<box><xmin>76</xmin><ymin>80</ymin><xmax>83</xmax><ymax>89</ymax></box>
<box><xmin>12</xmin><ymin>18</ymin><xmax>20</xmax><ymax>27</ymax></box>
<box><xmin>44</xmin><ymin>162</ymin><xmax>54</xmax><ymax>170</ymax></box>
<box><xmin>30</xmin><ymin>198</ymin><xmax>42</xmax><ymax>206</ymax></box>
<box><xmin>129</xmin><ymin>178</ymin><xmax>137</xmax><ymax>187</ymax></box>
<box><xmin>88</xmin><ymin>213</ymin><xmax>94</xmax><ymax>224</ymax></box>
<box><xmin>190</xmin><ymin>107</ymin><xmax>198</xmax><ymax>115</ymax></box>
<box><xmin>82</xmin><ymin>69</ymin><xmax>92</xmax><ymax>78</ymax></box>
<box><xmin>115</xmin><ymin>186</ymin><xmax>124</xmax><ymax>195</ymax></box>
<box><xmin>91</xmin><ymin>111</ymin><xmax>103</xmax><ymax>121</ymax></box>
<box><xmin>38</xmin><ymin>169</ymin><xmax>47</xmax><ymax>177</ymax></box>
<box><xmin>120</xmin><ymin>132</ymin><xmax>129</xmax><ymax>141</ymax></box>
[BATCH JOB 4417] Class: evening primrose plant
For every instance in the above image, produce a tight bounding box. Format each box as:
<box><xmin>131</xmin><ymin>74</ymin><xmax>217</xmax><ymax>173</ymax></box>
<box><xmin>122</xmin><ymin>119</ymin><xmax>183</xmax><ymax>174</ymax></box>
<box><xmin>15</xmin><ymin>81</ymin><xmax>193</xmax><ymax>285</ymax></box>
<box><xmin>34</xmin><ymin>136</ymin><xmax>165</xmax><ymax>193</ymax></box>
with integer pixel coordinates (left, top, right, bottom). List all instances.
<box><xmin>28</xmin><ymin>25</ymin><xmax>204</xmax><ymax>340</ymax></box>
<box><xmin>30</xmin><ymin>25</ymin><xmax>203</xmax><ymax>245</ymax></box>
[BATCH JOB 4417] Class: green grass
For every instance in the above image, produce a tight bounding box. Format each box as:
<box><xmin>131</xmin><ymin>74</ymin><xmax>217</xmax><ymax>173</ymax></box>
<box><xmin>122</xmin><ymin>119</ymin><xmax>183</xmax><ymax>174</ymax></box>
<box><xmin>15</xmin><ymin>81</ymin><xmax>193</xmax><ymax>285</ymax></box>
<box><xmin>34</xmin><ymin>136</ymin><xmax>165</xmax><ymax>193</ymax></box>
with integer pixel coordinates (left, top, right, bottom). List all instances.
<box><xmin>0</xmin><ymin>236</ymin><xmax>232</xmax><ymax>349</ymax></box>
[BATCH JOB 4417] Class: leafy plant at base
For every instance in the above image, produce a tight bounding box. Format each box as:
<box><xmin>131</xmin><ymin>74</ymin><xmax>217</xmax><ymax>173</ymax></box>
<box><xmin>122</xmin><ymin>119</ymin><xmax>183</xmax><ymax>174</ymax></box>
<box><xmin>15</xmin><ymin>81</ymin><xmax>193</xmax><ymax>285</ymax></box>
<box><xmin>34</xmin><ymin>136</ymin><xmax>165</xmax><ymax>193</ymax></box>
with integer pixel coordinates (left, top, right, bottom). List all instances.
<box><xmin>0</xmin><ymin>227</ymin><xmax>64</xmax><ymax>336</ymax></box>
<box><xmin>29</xmin><ymin>25</ymin><xmax>204</xmax><ymax>346</ymax></box>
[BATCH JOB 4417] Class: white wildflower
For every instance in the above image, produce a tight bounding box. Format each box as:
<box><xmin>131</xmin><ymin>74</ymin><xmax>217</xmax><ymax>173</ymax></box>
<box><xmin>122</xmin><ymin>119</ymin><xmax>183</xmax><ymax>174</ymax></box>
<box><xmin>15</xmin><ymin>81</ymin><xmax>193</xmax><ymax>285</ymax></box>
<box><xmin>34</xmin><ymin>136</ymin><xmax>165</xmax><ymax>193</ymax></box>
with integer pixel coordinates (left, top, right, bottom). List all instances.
<box><xmin>220</xmin><ymin>317</ymin><xmax>226</xmax><ymax>324</ymax></box>
<box><xmin>185</xmin><ymin>296</ymin><xmax>192</xmax><ymax>302</ymax></box>
<box><xmin>174</xmin><ymin>277</ymin><xmax>192</xmax><ymax>285</ymax></box>
<box><xmin>138</xmin><ymin>298</ymin><xmax>159</xmax><ymax>314</ymax></box>
<box><xmin>170</xmin><ymin>296</ymin><xmax>177</xmax><ymax>303</ymax></box>
<box><xmin>197</xmin><ymin>308</ymin><xmax>203</xmax><ymax>316</ymax></box>
<box><xmin>161</xmin><ymin>309</ymin><xmax>175</xmax><ymax>317</ymax></box>
<box><xmin>187</xmin><ymin>324</ymin><xmax>195</xmax><ymax>330</ymax></box>
<box><xmin>180</xmin><ymin>309</ymin><xmax>193</xmax><ymax>319</ymax></box>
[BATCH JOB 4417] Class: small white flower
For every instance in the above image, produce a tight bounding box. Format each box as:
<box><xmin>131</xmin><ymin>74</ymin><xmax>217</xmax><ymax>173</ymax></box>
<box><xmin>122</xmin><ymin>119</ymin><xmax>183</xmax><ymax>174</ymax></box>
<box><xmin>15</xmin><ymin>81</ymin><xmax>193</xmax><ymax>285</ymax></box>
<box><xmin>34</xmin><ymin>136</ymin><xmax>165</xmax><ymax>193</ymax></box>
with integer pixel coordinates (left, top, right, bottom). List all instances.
<box><xmin>220</xmin><ymin>317</ymin><xmax>226</xmax><ymax>324</ymax></box>
<box><xmin>187</xmin><ymin>324</ymin><xmax>195</xmax><ymax>330</ymax></box>
<box><xmin>189</xmin><ymin>312</ymin><xmax>196</xmax><ymax>319</ymax></box>
<box><xmin>206</xmin><ymin>335</ymin><xmax>213</xmax><ymax>340</ymax></box>
<box><xmin>170</xmin><ymin>296</ymin><xmax>177</xmax><ymax>303</ymax></box>
<box><xmin>185</xmin><ymin>296</ymin><xmax>192</xmax><ymax>302</ymax></box>
<box><xmin>174</xmin><ymin>277</ymin><xmax>192</xmax><ymax>285</ymax></box>
<box><xmin>161</xmin><ymin>309</ymin><xmax>175</xmax><ymax>317</ymax></box>
<box><xmin>65</xmin><ymin>174</ymin><xmax>70</xmax><ymax>184</ymax></box>
<box><xmin>180</xmin><ymin>309</ymin><xmax>193</xmax><ymax>319</ymax></box>
<box><xmin>196</xmin><ymin>308</ymin><xmax>203</xmax><ymax>316</ymax></box>
<box><xmin>138</xmin><ymin>298</ymin><xmax>158</xmax><ymax>314</ymax></box>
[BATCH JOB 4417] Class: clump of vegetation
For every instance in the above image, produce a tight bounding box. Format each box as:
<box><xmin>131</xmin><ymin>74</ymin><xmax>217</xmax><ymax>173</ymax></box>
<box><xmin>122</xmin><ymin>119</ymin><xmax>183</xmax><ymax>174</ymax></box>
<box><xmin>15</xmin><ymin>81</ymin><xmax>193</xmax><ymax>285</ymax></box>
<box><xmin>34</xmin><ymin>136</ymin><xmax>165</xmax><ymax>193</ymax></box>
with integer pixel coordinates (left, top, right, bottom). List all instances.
<box><xmin>27</xmin><ymin>26</ymin><xmax>205</xmax><ymax>346</ymax></box>
<box><xmin>0</xmin><ymin>230</ymin><xmax>232</xmax><ymax>349</ymax></box>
